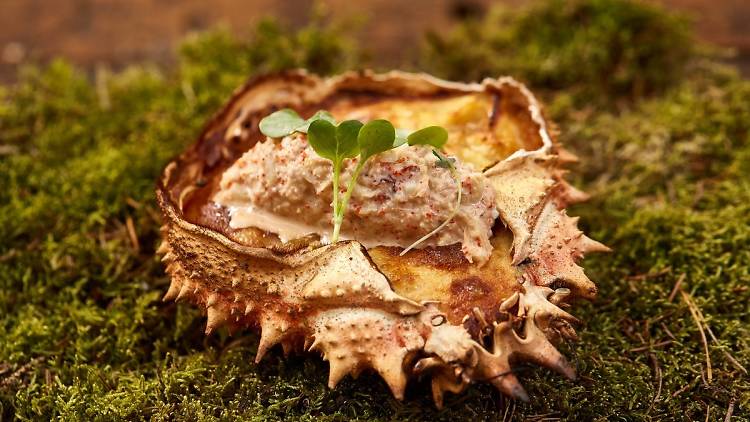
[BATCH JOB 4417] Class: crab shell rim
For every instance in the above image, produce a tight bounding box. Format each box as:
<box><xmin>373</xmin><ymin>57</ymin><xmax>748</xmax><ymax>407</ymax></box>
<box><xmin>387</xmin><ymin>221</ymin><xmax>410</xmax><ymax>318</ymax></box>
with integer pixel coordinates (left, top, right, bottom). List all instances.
<box><xmin>155</xmin><ymin>69</ymin><xmax>607</xmax><ymax>408</ymax></box>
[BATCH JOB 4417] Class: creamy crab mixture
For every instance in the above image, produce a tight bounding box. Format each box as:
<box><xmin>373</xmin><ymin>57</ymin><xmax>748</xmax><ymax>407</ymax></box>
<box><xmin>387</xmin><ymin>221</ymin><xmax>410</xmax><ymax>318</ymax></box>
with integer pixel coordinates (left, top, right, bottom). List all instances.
<box><xmin>213</xmin><ymin>133</ymin><xmax>499</xmax><ymax>264</ymax></box>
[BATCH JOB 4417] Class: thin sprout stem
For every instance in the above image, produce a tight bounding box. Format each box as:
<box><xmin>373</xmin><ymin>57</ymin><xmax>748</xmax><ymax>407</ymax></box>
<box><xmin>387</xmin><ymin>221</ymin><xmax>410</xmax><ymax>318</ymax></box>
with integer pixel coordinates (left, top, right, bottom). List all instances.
<box><xmin>331</xmin><ymin>215</ymin><xmax>342</xmax><ymax>243</ymax></box>
<box><xmin>331</xmin><ymin>159</ymin><xmax>366</xmax><ymax>242</ymax></box>
<box><xmin>330</xmin><ymin>160</ymin><xmax>342</xmax><ymax>242</ymax></box>
<box><xmin>400</xmin><ymin>158</ymin><xmax>461</xmax><ymax>256</ymax></box>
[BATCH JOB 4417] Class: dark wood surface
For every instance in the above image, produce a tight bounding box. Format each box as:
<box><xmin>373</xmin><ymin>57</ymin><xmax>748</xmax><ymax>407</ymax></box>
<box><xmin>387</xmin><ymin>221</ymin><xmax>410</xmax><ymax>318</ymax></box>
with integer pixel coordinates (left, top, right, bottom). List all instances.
<box><xmin>1</xmin><ymin>0</ymin><xmax>747</xmax><ymax>81</ymax></box>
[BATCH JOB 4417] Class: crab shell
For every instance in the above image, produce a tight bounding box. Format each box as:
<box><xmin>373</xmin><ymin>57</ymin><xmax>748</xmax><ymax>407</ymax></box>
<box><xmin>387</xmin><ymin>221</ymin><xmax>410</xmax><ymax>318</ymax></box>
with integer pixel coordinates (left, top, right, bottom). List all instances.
<box><xmin>155</xmin><ymin>70</ymin><xmax>609</xmax><ymax>407</ymax></box>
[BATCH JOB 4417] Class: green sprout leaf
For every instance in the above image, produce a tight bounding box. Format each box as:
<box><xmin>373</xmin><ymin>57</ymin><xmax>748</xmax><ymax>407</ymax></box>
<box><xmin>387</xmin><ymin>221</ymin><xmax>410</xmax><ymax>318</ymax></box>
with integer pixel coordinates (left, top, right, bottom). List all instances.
<box><xmin>258</xmin><ymin>108</ymin><xmax>306</xmax><ymax>138</ymax></box>
<box><xmin>433</xmin><ymin>149</ymin><xmax>456</xmax><ymax>168</ymax></box>
<box><xmin>296</xmin><ymin>110</ymin><xmax>337</xmax><ymax>132</ymax></box>
<box><xmin>311</xmin><ymin>110</ymin><xmax>337</xmax><ymax>124</ymax></box>
<box><xmin>307</xmin><ymin>119</ymin><xmax>337</xmax><ymax>161</ymax></box>
<box><xmin>357</xmin><ymin>119</ymin><xmax>396</xmax><ymax>160</ymax></box>
<box><xmin>335</xmin><ymin>120</ymin><xmax>363</xmax><ymax>158</ymax></box>
<box><xmin>407</xmin><ymin>125</ymin><xmax>448</xmax><ymax>148</ymax></box>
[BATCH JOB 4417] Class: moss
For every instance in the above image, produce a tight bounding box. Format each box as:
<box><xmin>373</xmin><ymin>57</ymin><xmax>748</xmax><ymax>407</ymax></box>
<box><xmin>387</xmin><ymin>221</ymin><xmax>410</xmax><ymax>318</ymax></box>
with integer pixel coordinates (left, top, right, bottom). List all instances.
<box><xmin>421</xmin><ymin>0</ymin><xmax>693</xmax><ymax>104</ymax></box>
<box><xmin>559</xmin><ymin>71</ymin><xmax>750</xmax><ymax>419</ymax></box>
<box><xmin>1</xmin><ymin>1</ymin><xmax>749</xmax><ymax>420</ymax></box>
<box><xmin>178</xmin><ymin>16</ymin><xmax>361</xmax><ymax>113</ymax></box>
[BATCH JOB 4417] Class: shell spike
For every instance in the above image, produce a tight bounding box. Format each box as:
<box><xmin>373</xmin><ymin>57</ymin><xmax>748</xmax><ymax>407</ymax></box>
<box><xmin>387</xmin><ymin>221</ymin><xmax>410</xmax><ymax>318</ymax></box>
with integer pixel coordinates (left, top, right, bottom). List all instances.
<box><xmin>498</xmin><ymin>292</ymin><xmax>519</xmax><ymax>314</ymax></box>
<box><xmin>205</xmin><ymin>306</ymin><xmax>228</xmax><ymax>335</ymax></box>
<box><xmin>255</xmin><ymin>316</ymin><xmax>288</xmax><ymax>363</ymax></box>
<box><xmin>556</xmin><ymin>181</ymin><xmax>591</xmax><ymax>206</ymax></box>
<box><xmin>156</xmin><ymin>241</ymin><xmax>170</xmax><ymax>255</ymax></box>
<box><xmin>175</xmin><ymin>281</ymin><xmax>192</xmax><ymax>302</ymax></box>
<box><xmin>382</xmin><ymin>370</ymin><xmax>407</xmax><ymax>401</ymax></box>
<box><xmin>579</xmin><ymin>236</ymin><xmax>612</xmax><ymax>254</ymax></box>
<box><xmin>371</xmin><ymin>354</ymin><xmax>409</xmax><ymax>400</ymax></box>
<box><xmin>518</xmin><ymin>316</ymin><xmax>577</xmax><ymax>380</ymax></box>
<box><xmin>327</xmin><ymin>357</ymin><xmax>357</xmax><ymax>389</ymax></box>
<box><xmin>556</xmin><ymin>147</ymin><xmax>579</xmax><ymax>164</ymax></box>
<box><xmin>205</xmin><ymin>293</ymin><xmax>219</xmax><ymax>308</ymax></box>
<box><xmin>510</xmin><ymin>233</ymin><xmax>532</xmax><ymax>265</ymax></box>
<box><xmin>162</xmin><ymin>279</ymin><xmax>182</xmax><ymax>302</ymax></box>
<box><xmin>255</xmin><ymin>335</ymin><xmax>275</xmax><ymax>363</ymax></box>
<box><xmin>489</xmin><ymin>373</ymin><xmax>529</xmax><ymax>402</ymax></box>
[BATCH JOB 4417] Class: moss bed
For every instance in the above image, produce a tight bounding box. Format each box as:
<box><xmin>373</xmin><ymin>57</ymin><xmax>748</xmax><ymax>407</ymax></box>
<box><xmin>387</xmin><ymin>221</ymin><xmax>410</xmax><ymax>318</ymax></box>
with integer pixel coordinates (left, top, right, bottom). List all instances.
<box><xmin>1</xmin><ymin>1</ymin><xmax>748</xmax><ymax>420</ymax></box>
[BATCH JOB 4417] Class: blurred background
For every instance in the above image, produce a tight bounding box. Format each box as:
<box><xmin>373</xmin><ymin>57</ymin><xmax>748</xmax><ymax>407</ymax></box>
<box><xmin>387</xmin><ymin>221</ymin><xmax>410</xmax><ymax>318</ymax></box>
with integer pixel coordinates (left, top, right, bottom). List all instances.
<box><xmin>2</xmin><ymin>0</ymin><xmax>749</xmax><ymax>82</ymax></box>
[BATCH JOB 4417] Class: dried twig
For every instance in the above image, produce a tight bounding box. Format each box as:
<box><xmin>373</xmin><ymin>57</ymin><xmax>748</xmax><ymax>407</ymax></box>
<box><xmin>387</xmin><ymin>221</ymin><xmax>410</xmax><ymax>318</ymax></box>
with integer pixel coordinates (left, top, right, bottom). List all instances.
<box><xmin>660</xmin><ymin>322</ymin><xmax>676</xmax><ymax>340</ymax></box>
<box><xmin>667</xmin><ymin>273</ymin><xmax>685</xmax><ymax>302</ymax></box>
<box><xmin>125</xmin><ymin>197</ymin><xmax>142</xmax><ymax>209</ymax></box>
<box><xmin>502</xmin><ymin>399</ymin><xmax>511</xmax><ymax>422</ymax></box>
<box><xmin>502</xmin><ymin>400</ymin><xmax>515</xmax><ymax>422</ymax></box>
<box><xmin>680</xmin><ymin>290</ymin><xmax>712</xmax><ymax>382</ymax></box>
<box><xmin>0</xmin><ymin>357</ymin><xmax>45</xmax><ymax>389</ymax></box>
<box><xmin>646</xmin><ymin>353</ymin><xmax>662</xmax><ymax>415</ymax></box>
<box><xmin>671</xmin><ymin>381</ymin><xmax>693</xmax><ymax>399</ymax></box>
<box><xmin>126</xmin><ymin>216</ymin><xmax>140</xmax><ymax>252</ymax></box>
<box><xmin>724</xmin><ymin>398</ymin><xmax>735</xmax><ymax>422</ymax></box>
<box><xmin>679</xmin><ymin>286</ymin><xmax>747</xmax><ymax>375</ymax></box>
<box><xmin>694</xmin><ymin>303</ymin><xmax>748</xmax><ymax>375</ymax></box>
<box><xmin>715</xmin><ymin>344</ymin><xmax>748</xmax><ymax>374</ymax></box>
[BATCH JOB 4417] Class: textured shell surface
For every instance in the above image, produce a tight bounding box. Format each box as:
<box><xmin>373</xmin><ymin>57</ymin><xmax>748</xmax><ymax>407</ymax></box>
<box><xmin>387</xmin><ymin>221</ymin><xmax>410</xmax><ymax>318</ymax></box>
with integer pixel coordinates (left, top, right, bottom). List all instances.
<box><xmin>155</xmin><ymin>70</ymin><xmax>609</xmax><ymax>407</ymax></box>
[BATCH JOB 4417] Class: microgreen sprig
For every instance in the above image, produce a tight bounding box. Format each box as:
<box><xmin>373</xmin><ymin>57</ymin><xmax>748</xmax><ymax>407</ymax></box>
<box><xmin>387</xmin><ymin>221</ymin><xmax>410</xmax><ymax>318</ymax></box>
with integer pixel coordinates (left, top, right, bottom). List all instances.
<box><xmin>307</xmin><ymin>117</ymin><xmax>396</xmax><ymax>242</ymax></box>
<box><xmin>258</xmin><ymin>109</ymin><xmax>456</xmax><ymax>245</ymax></box>
<box><xmin>332</xmin><ymin>119</ymin><xmax>396</xmax><ymax>241</ymax></box>
<box><xmin>307</xmin><ymin>118</ymin><xmax>365</xmax><ymax>242</ymax></box>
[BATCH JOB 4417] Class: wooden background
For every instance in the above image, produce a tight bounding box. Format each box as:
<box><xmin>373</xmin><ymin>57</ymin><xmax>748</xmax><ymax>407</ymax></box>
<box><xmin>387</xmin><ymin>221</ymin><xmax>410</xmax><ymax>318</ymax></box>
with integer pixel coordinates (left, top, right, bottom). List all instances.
<box><xmin>2</xmin><ymin>0</ymin><xmax>748</xmax><ymax>80</ymax></box>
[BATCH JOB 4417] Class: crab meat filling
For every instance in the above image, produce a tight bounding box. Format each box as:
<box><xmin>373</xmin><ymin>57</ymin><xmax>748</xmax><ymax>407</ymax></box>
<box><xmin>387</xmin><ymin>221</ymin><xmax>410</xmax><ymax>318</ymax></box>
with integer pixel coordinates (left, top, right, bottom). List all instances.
<box><xmin>214</xmin><ymin>133</ymin><xmax>499</xmax><ymax>264</ymax></box>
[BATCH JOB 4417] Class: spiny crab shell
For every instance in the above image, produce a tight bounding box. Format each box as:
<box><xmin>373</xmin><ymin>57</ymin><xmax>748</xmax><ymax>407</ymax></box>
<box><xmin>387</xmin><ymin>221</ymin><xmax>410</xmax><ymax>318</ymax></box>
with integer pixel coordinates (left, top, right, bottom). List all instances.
<box><xmin>156</xmin><ymin>70</ymin><xmax>609</xmax><ymax>407</ymax></box>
